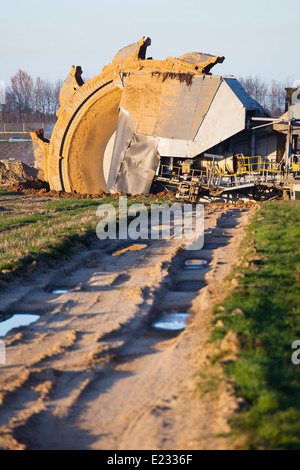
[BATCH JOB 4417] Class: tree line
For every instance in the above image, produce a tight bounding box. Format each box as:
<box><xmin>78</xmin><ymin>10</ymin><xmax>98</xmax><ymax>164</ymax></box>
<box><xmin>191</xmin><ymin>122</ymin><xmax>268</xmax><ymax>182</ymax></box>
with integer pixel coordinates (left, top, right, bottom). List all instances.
<box><xmin>0</xmin><ymin>70</ymin><xmax>63</xmax><ymax>123</ymax></box>
<box><xmin>0</xmin><ymin>69</ymin><xmax>291</xmax><ymax>123</ymax></box>
<box><xmin>239</xmin><ymin>76</ymin><xmax>289</xmax><ymax>117</ymax></box>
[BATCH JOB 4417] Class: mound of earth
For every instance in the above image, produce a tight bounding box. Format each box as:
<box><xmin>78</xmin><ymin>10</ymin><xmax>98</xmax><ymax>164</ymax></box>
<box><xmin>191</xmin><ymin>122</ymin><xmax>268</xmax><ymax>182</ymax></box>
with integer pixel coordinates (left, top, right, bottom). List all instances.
<box><xmin>2</xmin><ymin>175</ymin><xmax>177</xmax><ymax>200</ymax></box>
<box><xmin>0</xmin><ymin>161</ymin><xmax>44</xmax><ymax>186</ymax></box>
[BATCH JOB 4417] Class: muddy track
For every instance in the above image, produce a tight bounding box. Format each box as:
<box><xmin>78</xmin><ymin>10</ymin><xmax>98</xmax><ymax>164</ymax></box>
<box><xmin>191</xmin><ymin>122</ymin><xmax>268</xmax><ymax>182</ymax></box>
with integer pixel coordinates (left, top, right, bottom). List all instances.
<box><xmin>0</xmin><ymin>204</ymin><xmax>254</xmax><ymax>450</ymax></box>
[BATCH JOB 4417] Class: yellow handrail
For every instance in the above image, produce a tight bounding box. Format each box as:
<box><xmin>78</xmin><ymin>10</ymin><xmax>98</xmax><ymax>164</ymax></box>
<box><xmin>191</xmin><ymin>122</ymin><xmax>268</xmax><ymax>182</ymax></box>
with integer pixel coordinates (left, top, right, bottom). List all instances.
<box><xmin>159</xmin><ymin>155</ymin><xmax>283</xmax><ymax>180</ymax></box>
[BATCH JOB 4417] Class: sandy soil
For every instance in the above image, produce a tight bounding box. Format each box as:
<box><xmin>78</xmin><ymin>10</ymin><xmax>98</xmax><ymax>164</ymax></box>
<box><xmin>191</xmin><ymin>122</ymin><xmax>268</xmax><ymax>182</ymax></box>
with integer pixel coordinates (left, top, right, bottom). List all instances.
<box><xmin>0</xmin><ymin>161</ymin><xmax>44</xmax><ymax>186</ymax></box>
<box><xmin>0</xmin><ymin>203</ymin><xmax>254</xmax><ymax>450</ymax></box>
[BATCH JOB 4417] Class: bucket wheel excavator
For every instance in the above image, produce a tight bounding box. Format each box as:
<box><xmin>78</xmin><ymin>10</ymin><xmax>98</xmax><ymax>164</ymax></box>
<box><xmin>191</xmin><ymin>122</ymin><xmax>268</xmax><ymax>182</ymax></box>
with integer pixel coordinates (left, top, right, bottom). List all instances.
<box><xmin>31</xmin><ymin>37</ymin><xmax>227</xmax><ymax>196</ymax></box>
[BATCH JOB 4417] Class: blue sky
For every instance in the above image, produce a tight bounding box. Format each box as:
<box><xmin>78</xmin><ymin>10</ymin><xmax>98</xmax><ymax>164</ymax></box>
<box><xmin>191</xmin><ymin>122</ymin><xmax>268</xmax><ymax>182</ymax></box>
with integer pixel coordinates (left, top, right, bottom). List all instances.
<box><xmin>0</xmin><ymin>0</ymin><xmax>299</xmax><ymax>86</ymax></box>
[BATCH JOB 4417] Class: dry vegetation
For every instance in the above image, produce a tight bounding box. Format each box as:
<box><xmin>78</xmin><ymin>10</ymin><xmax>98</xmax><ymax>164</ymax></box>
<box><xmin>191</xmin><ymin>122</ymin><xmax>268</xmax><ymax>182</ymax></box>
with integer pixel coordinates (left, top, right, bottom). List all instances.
<box><xmin>0</xmin><ymin>192</ymin><xmax>113</xmax><ymax>277</ymax></box>
<box><xmin>0</xmin><ymin>190</ymin><xmax>173</xmax><ymax>280</ymax></box>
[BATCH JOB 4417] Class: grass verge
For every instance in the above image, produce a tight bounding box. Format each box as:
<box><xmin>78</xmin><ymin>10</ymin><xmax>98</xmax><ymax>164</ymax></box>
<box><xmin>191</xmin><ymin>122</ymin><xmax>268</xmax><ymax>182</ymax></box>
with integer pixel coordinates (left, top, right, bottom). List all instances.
<box><xmin>210</xmin><ymin>200</ymin><xmax>300</xmax><ymax>449</ymax></box>
<box><xmin>0</xmin><ymin>191</ymin><xmax>175</xmax><ymax>279</ymax></box>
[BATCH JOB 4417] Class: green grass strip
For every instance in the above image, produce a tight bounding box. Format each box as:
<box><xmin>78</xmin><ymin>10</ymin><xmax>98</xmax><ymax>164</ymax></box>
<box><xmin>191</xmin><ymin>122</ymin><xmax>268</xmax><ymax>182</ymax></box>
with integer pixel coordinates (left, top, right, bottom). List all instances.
<box><xmin>211</xmin><ymin>201</ymin><xmax>300</xmax><ymax>449</ymax></box>
<box><xmin>0</xmin><ymin>189</ymin><xmax>17</xmax><ymax>196</ymax></box>
<box><xmin>0</xmin><ymin>194</ymin><xmax>175</xmax><ymax>275</ymax></box>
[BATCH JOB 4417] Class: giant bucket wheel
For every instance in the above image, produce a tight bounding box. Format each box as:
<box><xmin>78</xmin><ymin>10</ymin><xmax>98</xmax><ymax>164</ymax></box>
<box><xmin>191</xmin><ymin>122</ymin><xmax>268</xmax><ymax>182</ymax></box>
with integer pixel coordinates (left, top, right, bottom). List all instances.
<box><xmin>31</xmin><ymin>37</ymin><xmax>224</xmax><ymax>194</ymax></box>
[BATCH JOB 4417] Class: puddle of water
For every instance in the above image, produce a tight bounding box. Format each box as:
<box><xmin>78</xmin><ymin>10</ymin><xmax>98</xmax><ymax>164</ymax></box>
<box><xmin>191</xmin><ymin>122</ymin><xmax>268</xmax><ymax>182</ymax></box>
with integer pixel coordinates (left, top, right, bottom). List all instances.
<box><xmin>0</xmin><ymin>314</ymin><xmax>40</xmax><ymax>337</ymax></box>
<box><xmin>219</xmin><ymin>226</ymin><xmax>235</xmax><ymax>230</ymax></box>
<box><xmin>174</xmin><ymin>280</ymin><xmax>206</xmax><ymax>292</ymax></box>
<box><xmin>112</xmin><ymin>244</ymin><xmax>147</xmax><ymax>256</ymax></box>
<box><xmin>152</xmin><ymin>312</ymin><xmax>192</xmax><ymax>331</ymax></box>
<box><xmin>50</xmin><ymin>288</ymin><xmax>71</xmax><ymax>295</ymax></box>
<box><xmin>184</xmin><ymin>259</ymin><xmax>208</xmax><ymax>270</ymax></box>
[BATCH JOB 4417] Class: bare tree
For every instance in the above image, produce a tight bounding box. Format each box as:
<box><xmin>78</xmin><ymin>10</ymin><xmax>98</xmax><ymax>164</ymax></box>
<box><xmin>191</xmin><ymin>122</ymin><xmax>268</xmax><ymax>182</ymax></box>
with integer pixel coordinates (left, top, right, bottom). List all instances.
<box><xmin>0</xmin><ymin>71</ymin><xmax>63</xmax><ymax>123</ymax></box>
<box><xmin>268</xmin><ymin>80</ymin><xmax>286</xmax><ymax>117</ymax></box>
<box><xmin>53</xmin><ymin>79</ymin><xmax>63</xmax><ymax>113</ymax></box>
<box><xmin>239</xmin><ymin>75</ymin><xmax>291</xmax><ymax>117</ymax></box>
<box><xmin>1</xmin><ymin>86</ymin><xmax>15</xmax><ymax>122</ymax></box>
<box><xmin>33</xmin><ymin>76</ymin><xmax>45</xmax><ymax>121</ymax></box>
<box><xmin>240</xmin><ymin>75</ymin><xmax>269</xmax><ymax>110</ymax></box>
<box><xmin>10</xmin><ymin>70</ymin><xmax>34</xmax><ymax>121</ymax></box>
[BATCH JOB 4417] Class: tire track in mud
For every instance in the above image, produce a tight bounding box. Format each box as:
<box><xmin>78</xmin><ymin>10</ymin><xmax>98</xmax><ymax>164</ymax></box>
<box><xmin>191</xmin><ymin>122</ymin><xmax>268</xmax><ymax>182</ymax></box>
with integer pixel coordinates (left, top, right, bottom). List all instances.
<box><xmin>0</xmin><ymin>204</ymin><xmax>254</xmax><ymax>450</ymax></box>
<box><xmin>80</xmin><ymin>207</ymin><xmax>250</xmax><ymax>451</ymax></box>
<box><xmin>0</xmin><ymin>232</ymin><xmax>183</xmax><ymax>449</ymax></box>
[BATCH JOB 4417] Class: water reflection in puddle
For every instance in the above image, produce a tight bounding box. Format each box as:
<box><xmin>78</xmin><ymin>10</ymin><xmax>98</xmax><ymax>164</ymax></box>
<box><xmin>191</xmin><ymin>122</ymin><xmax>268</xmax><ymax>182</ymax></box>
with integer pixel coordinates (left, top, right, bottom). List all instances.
<box><xmin>50</xmin><ymin>288</ymin><xmax>71</xmax><ymax>295</ymax></box>
<box><xmin>0</xmin><ymin>314</ymin><xmax>40</xmax><ymax>337</ymax></box>
<box><xmin>112</xmin><ymin>244</ymin><xmax>147</xmax><ymax>256</ymax></box>
<box><xmin>184</xmin><ymin>259</ymin><xmax>208</xmax><ymax>270</ymax></box>
<box><xmin>152</xmin><ymin>313</ymin><xmax>192</xmax><ymax>331</ymax></box>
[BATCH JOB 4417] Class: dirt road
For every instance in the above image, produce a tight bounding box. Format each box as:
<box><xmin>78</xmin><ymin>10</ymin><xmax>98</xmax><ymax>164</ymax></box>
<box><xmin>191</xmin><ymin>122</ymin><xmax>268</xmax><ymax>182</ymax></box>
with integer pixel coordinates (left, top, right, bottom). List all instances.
<box><xmin>0</xmin><ymin>203</ymin><xmax>253</xmax><ymax>450</ymax></box>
